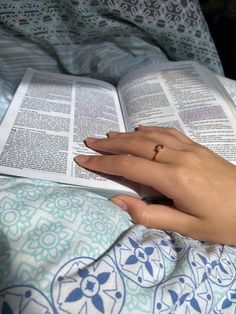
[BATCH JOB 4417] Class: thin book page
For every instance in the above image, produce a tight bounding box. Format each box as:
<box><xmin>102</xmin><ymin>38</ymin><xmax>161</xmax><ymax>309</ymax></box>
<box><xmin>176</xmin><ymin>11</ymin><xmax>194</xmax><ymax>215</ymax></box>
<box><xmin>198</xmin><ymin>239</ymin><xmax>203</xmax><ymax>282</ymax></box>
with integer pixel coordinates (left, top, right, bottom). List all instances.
<box><xmin>0</xmin><ymin>68</ymin><xmax>136</xmax><ymax>195</ymax></box>
<box><xmin>118</xmin><ymin>61</ymin><xmax>236</xmax><ymax>164</ymax></box>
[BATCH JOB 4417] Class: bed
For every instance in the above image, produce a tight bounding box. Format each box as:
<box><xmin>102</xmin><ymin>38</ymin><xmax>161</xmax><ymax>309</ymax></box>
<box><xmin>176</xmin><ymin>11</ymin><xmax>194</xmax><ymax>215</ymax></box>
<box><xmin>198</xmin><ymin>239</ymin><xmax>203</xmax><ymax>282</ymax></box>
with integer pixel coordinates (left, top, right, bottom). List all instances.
<box><xmin>1</xmin><ymin>1</ymin><xmax>236</xmax><ymax>313</ymax></box>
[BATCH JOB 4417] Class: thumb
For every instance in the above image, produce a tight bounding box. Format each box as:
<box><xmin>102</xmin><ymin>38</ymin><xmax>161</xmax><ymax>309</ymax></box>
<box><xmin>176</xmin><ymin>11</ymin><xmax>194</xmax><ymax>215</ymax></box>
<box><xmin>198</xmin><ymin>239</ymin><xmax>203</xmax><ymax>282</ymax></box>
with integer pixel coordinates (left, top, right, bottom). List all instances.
<box><xmin>111</xmin><ymin>195</ymin><xmax>195</xmax><ymax>235</ymax></box>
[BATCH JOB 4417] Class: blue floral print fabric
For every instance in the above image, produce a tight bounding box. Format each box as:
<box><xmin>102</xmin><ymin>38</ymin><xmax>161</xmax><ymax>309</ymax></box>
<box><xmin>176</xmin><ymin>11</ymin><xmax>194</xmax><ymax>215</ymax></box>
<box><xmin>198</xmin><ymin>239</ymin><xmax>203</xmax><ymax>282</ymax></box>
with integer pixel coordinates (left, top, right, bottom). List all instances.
<box><xmin>1</xmin><ymin>178</ymin><xmax>236</xmax><ymax>313</ymax></box>
<box><xmin>1</xmin><ymin>1</ymin><xmax>236</xmax><ymax>313</ymax></box>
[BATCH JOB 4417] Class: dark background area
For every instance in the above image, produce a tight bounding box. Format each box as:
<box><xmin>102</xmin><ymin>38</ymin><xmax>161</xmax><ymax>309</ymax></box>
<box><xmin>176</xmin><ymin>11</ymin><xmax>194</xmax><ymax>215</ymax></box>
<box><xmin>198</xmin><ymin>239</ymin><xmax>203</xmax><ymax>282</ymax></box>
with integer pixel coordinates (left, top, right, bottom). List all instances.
<box><xmin>200</xmin><ymin>0</ymin><xmax>236</xmax><ymax>80</ymax></box>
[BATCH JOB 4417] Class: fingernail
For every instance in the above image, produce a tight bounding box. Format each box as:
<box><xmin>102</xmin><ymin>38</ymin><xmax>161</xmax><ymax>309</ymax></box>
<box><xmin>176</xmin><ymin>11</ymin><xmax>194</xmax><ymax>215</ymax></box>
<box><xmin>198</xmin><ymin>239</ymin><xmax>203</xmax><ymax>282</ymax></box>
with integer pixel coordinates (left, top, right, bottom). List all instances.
<box><xmin>74</xmin><ymin>155</ymin><xmax>90</xmax><ymax>164</ymax></box>
<box><xmin>111</xmin><ymin>197</ymin><xmax>128</xmax><ymax>211</ymax></box>
<box><xmin>134</xmin><ymin>125</ymin><xmax>143</xmax><ymax>131</ymax></box>
<box><xmin>85</xmin><ymin>137</ymin><xmax>98</xmax><ymax>143</ymax></box>
<box><xmin>107</xmin><ymin>131</ymin><xmax>119</xmax><ymax>137</ymax></box>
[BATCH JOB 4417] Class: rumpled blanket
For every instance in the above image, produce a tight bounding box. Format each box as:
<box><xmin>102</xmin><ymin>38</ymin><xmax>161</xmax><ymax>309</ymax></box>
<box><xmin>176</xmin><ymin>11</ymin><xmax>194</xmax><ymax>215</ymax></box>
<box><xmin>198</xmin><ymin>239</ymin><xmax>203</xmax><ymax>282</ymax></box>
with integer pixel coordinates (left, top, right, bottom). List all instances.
<box><xmin>0</xmin><ymin>0</ymin><xmax>223</xmax><ymax>120</ymax></box>
<box><xmin>1</xmin><ymin>1</ymin><xmax>236</xmax><ymax>313</ymax></box>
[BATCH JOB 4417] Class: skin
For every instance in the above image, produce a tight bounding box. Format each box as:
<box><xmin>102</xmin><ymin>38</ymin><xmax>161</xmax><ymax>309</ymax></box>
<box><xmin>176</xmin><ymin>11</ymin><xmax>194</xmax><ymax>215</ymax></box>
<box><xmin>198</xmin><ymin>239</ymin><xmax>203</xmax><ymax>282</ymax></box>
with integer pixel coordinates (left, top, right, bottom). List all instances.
<box><xmin>74</xmin><ymin>126</ymin><xmax>236</xmax><ymax>244</ymax></box>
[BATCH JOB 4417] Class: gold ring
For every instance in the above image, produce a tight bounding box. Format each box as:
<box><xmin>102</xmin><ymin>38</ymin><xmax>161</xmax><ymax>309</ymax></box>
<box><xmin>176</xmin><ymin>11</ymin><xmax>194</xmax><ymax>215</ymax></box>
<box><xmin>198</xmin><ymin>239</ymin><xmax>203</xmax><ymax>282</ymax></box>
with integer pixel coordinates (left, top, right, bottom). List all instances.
<box><xmin>152</xmin><ymin>144</ymin><xmax>164</xmax><ymax>161</ymax></box>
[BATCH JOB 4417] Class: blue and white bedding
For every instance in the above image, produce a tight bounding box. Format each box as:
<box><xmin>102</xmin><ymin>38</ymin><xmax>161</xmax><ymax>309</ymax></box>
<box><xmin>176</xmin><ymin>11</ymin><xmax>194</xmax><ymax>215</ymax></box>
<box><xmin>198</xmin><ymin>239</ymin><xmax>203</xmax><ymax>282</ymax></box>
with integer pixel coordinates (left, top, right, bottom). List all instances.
<box><xmin>1</xmin><ymin>1</ymin><xmax>236</xmax><ymax>313</ymax></box>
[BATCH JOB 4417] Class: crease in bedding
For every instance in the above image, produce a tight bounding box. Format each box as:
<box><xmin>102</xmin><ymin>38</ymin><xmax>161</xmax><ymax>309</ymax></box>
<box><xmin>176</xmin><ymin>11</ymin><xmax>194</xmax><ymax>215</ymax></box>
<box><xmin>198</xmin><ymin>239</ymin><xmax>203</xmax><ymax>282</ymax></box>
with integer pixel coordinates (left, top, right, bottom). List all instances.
<box><xmin>0</xmin><ymin>1</ymin><xmax>236</xmax><ymax>313</ymax></box>
<box><xmin>1</xmin><ymin>178</ymin><xmax>236</xmax><ymax>313</ymax></box>
<box><xmin>0</xmin><ymin>0</ymin><xmax>223</xmax><ymax>121</ymax></box>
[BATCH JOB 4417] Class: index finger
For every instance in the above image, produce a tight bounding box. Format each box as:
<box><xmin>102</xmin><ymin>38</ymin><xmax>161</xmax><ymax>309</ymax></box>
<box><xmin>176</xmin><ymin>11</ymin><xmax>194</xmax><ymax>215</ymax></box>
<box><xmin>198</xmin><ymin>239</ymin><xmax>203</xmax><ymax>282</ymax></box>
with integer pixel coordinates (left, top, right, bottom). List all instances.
<box><xmin>74</xmin><ymin>154</ymin><xmax>176</xmax><ymax>198</ymax></box>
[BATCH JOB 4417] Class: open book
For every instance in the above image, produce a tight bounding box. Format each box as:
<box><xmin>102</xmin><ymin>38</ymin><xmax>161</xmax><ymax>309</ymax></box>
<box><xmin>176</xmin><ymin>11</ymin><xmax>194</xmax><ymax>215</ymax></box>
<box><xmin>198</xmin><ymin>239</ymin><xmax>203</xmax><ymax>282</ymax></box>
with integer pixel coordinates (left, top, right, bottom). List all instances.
<box><xmin>0</xmin><ymin>61</ymin><xmax>236</xmax><ymax>197</ymax></box>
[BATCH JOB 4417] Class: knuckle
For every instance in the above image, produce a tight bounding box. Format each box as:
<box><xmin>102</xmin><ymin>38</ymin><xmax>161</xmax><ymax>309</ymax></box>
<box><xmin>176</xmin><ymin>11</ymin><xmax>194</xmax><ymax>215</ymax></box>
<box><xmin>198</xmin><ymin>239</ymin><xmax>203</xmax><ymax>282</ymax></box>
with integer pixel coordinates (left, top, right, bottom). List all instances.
<box><xmin>132</xmin><ymin>210</ymin><xmax>145</xmax><ymax>225</ymax></box>
<box><xmin>184</xmin><ymin>150</ymin><xmax>198</xmax><ymax>163</ymax></box>
<box><xmin>182</xmin><ymin>148</ymin><xmax>204</xmax><ymax>166</ymax></box>
<box><xmin>131</xmin><ymin>206</ymin><xmax>150</xmax><ymax>226</ymax></box>
<box><xmin>167</xmin><ymin>127</ymin><xmax>177</xmax><ymax>132</ymax></box>
<box><xmin>190</xmin><ymin>142</ymin><xmax>207</xmax><ymax>153</ymax></box>
<box><xmin>118</xmin><ymin>155</ymin><xmax>135</xmax><ymax>168</ymax></box>
<box><xmin>125</xmin><ymin>137</ymin><xmax>148</xmax><ymax>150</ymax></box>
<box><xmin>190</xmin><ymin>144</ymin><xmax>213</xmax><ymax>163</ymax></box>
<box><xmin>175</xmin><ymin>165</ymin><xmax>192</xmax><ymax>187</ymax></box>
<box><xmin>174</xmin><ymin>150</ymin><xmax>206</xmax><ymax>189</ymax></box>
<box><xmin>165</xmin><ymin>127</ymin><xmax>179</xmax><ymax>135</ymax></box>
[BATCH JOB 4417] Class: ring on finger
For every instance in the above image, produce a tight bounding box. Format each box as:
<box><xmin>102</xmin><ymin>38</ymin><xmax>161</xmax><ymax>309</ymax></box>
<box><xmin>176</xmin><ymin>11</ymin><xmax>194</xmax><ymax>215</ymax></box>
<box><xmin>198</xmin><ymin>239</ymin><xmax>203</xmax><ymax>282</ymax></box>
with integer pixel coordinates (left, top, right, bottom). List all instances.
<box><xmin>152</xmin><ymin>144</ymin><xmax>164</xmax><ymax>161</ymax></box>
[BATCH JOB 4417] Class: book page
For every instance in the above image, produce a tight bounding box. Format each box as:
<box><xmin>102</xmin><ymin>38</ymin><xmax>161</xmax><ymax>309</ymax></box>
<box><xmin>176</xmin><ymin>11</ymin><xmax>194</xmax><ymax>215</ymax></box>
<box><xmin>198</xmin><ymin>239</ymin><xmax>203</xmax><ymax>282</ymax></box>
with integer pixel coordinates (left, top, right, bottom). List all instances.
<box><xmin>0</xmin><ymin>68</ymin><xmax>134</xmax><ymax>195</ymax></box>
<box><xmin>118</xmin><ymin>61</ymin><xmax>236</xmax><ymax>164</ymax></box>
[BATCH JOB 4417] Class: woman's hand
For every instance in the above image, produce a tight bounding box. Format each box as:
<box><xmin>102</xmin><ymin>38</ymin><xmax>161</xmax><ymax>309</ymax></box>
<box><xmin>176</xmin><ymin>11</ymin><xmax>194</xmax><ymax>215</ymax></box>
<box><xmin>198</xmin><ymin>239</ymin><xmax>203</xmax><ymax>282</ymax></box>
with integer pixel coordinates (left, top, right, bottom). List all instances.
<box><xmin>74</xmin><ymin>126</ymin><xmax>236</xmax><ymax>244</ymax></box>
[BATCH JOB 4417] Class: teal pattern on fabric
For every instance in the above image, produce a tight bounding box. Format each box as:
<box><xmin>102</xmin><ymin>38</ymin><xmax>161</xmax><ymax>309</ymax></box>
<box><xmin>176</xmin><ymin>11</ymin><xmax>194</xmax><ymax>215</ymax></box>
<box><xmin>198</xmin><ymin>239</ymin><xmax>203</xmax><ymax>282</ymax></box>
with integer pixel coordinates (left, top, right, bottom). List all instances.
<box><xmin>1</xmin><ymin>1</ymin><xmax>236</xmax><ymax>313</ymax></box>
<box><xmin>0</xmin><ymin>0</ymin><xmax>222</xmax><ymax>73</ymax></box>
<box><xmin>0</xmin><ymin>179</ymin><xmax>236</xmax><ymax>313</ymax></box>
<box><xmin>21</xmin><ymin>218</ymin><xmax>74</xmax><ymax>264</ymax></box>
